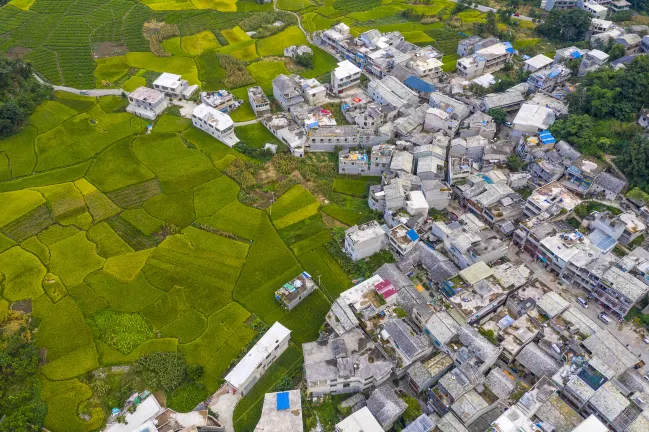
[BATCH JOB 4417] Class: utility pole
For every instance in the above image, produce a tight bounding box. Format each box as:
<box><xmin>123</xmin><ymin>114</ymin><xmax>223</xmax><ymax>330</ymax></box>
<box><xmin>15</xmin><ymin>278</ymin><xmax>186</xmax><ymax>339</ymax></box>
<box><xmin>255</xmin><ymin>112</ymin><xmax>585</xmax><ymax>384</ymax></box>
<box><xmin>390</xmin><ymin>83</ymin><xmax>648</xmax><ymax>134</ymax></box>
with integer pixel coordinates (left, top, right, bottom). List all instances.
<box><xmin>269</xmin><ymin>192</ymin><xmax>275</xmax><ymax>217</ymax></box>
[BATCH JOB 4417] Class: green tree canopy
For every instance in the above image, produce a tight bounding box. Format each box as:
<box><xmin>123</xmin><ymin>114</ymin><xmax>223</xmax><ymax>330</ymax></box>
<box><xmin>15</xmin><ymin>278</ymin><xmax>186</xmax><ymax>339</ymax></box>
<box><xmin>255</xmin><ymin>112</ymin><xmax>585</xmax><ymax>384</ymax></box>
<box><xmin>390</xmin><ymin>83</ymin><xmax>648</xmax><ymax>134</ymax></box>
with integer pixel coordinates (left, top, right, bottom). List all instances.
<box><xmin>567</xmin><ymin>56</ymin><xmax>649</xmax><ymax>121</ymax></box>
<box><xmin>537</xmin><ymin>9</ymin><xmax>592</xmax><ymax>42</ymax></box>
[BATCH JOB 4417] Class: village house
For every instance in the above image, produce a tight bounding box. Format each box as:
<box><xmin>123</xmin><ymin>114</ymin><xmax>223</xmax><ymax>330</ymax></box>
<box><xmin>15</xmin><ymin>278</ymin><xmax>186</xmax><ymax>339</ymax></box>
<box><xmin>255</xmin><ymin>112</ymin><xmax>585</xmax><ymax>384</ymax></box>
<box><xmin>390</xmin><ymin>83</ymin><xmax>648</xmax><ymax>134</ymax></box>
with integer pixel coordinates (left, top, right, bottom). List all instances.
<box><xmin>332</xmin><ymin>60</ymin><xmax>362</xmax><ymax>94</ymax></box>
<box><xmin>275</xmin><ymin>272</ymin><xmax>317</xmax><ymax>311</ymax></box>
<box><xmin>272</xmin><ymin>75</ymin><xmax>305</xmax><ymax>110</ymax></box>
<box><xmin>225</xmin><ymin>322</ymin><xmax>291</xmax><ymax>395</ymax></box>
<box><xmin>190</xmin><ymin>104</ymin><xmax>237</xmax><ymax>146</ymax></box>
<box><xmin>126</xmin><ymin>86</ymin><xmax>168</xmax><ymax>120</ymax></box>
<box><xmin>456</xmin><ymin>42</ymin><xmax>514</xmax><ymax>79</ymax></box>
<box><xmin>248</xmin><ymin>86</ymin><xmax>271</xmax><ymax>117</ymax></box>
<box><xmin>152</xmin><ymin>72</ymin><xmax>197</xmax><ymax>99</ymax></box>
<box><xmin>344</xmin><ymin>220</ymin><xmax>386</xmax><ymax>261</ymax></box>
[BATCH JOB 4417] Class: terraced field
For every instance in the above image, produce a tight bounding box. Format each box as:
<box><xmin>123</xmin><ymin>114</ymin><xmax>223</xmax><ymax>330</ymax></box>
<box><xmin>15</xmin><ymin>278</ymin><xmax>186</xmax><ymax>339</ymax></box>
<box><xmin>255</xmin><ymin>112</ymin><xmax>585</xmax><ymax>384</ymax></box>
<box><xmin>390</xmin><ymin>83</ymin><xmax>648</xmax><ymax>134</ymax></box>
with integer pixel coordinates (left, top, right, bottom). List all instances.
<box><xmin>0</xmin><ymin>87</ymin><xmax>378</xmax><ymax>431</ymax></box>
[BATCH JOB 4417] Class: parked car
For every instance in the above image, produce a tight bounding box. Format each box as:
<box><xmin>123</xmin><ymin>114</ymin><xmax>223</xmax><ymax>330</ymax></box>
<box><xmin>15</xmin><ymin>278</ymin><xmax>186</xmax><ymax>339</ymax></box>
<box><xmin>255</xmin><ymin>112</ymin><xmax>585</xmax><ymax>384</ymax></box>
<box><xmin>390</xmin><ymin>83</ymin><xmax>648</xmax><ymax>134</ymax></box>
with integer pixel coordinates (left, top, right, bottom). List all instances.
<box><xmin>504</xmin><ymin>121</ymin><xmax>513</xmax><ymax>128</ymax></box>
<box><xmin>577</xmin><ymin>297</ymin><xmax>588</xmax><ymax>308</ymax></box>
<box><xmin>514</xmin><ymin>13</ymin><xmax>520</xmax><ymax>16</ymax></box>
<box><xmin>599</xmin><ymin>313</ymin><xmax>611</xmax><ymax>325</ymax></box>
<box><xmin>644</xmin><ymin>375</ymin><xmax>649</xmax><ymax>381</ymax></box>
<box><xmin>644</xmin><ymin>336</ymin><xmax>649</xmax><ymax>344</ymax></box>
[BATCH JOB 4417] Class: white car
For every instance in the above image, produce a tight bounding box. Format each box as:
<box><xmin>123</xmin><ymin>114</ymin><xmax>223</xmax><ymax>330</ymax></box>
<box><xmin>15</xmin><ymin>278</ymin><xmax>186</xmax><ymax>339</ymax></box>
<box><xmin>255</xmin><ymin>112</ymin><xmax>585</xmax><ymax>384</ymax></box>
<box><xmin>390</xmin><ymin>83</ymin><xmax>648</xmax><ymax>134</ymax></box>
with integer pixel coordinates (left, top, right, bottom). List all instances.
<box><xmin>644</xmin><ymin>337</ymin><xmax>649</xmax><ymax>344</ymax></box>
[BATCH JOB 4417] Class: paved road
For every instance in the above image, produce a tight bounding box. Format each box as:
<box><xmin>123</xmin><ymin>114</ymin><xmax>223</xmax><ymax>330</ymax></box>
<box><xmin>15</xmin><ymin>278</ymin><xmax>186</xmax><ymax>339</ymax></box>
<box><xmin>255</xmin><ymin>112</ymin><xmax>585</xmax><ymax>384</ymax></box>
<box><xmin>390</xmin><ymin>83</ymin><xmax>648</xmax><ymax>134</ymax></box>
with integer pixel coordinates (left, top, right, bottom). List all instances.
<box><xmin>234</xmin><ymin>119</ymin><xmax>260</xmax><ymax>126</ymax></box>
<box><xmin>33</xmin><ymin>73</ymin><xmax>127</xmax><ymax>95</ymax></box>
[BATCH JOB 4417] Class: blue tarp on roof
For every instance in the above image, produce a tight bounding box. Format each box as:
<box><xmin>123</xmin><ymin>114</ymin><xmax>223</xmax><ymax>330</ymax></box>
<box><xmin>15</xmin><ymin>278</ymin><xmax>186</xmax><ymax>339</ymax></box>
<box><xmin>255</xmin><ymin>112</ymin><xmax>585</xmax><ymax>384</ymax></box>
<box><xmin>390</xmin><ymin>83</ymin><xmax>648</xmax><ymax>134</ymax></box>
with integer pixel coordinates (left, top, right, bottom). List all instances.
<box><xmin>341</xmin><ymin>103</ymin><xmax>350</xmax><ymax>112</ymax></box>
<box><xmin>407</xmin><ymin>229</ymin><xmax>419</xmax><ymax>242</ymax></box>
<box><xmin>539</xmin><ymin>130</ymin><xmax>556</xmax><ymax>145</ymax></box>
<box><xmin>571</xmin><ymin>51</ymin><xmax>582</xmax><ymax>59</ymax></box>
<box><xmin>548</xmin><ymin>69</ymin><xmax>561</xmax><ymax>79</ymax></box>
<box><xmin>404</xmin><ymin>75</ymin><xmax>436</xmax><ymax>93</ymax></box>
<box><xmin>503</xmin><ymin>41</ymin><xmax>515</xmax><ymax>53</ymax></box>
<box><xmin>276</xmin><ymin>392</ymin><xmax>290</xmax><ymax>410</ymax></box>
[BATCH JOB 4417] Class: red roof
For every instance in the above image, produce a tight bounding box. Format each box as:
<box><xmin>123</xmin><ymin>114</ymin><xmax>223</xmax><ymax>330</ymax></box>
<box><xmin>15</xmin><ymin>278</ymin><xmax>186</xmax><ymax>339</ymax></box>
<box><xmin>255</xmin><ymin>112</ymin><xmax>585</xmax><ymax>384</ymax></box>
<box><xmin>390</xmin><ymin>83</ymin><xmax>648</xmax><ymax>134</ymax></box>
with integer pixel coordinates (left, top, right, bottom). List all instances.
<box><xmin>375</xmin><ymin>280</ymin><xmax>397</xmax><ymax>299</ymax></box>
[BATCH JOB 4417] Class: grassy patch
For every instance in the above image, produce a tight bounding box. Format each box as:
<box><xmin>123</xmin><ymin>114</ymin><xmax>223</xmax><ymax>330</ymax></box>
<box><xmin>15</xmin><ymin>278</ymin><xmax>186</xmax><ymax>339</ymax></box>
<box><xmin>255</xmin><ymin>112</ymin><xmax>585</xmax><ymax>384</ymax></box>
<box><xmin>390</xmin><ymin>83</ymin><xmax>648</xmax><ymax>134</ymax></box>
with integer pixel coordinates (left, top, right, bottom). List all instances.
<box><xmin>333</xmin><ymin>177</ymin><xmax>380</xmax><ymax>198</ymax></box>
<box><xmin>257</xmin><ymin>26</ymin><xmax>308</xmax><ymax>56</ymax></box>
<box><xmin>86</xmin><ymin>271</ymin><xmax>165</xmax><ymax>312</ymax></box>
<box><xmin>91</xmin><ymin>309</ymin><xmax>154</xmax><ymax>354</ymax></box>
<box><xmin>41</xmin><ymin>343</ymin><xmax>99</xmax><ymax>380</ymax></box>
<box><xmin>196</xmin><ymin>199</ymin><xmax>262</xmax><ymax>239</ymax></box>
<box><xmin>0</xmin><ymin>190</ymin><xmax>45</xmax><ymax>228</ymax></box>
<box><xmin>247</xmin><ymin>60</ymin><xmax>289</xmax><ymax>94</ymax></box>
<box><xmin>87</xmin><ymin>222</ymin><xmax>134</xmax><ymax>258</ymax></box>
<box><xmin>86</xmin><ymin>138</ymin><xmax>155</xmax><ymax>192</ymax></box>
<box><xmin>94</xmin><ymin>56</ymin><xmax>130</xmax><ymax>83</ymax></box>
<box><xmin>298</xmin><ymin>246</ymin><xmax>351</xmax><ymax>299</ymax></box>
<box><xmin>49</xmin><ymin>231</ymin><xmax>106</xmax><ymax>286</ymax></box>
<box><xmin>235</xmin><ymin>122</ymin><xmax>282</xmax><ymax>149</ymax></box>
<box><xmin>105</xmin><ymin>249</ymin><xmax>153</xmax><ymax>280</ymax></box>
<box><xmin>321</xmin><ymin>203</ymin><xmax>361</xmax><ymax>225</ymax></box>
<box><xmin>154</xmin><ymin>114</ymin><xmax>192</xmax><ymax>133</ymax></box>
<box><xmin>122</xmin><ymin>76</ymin><xmax>147</xmax><ymax>92</ymax></box>
<box><xmin>125</xmin><ymin>52</ymin><xmax>199</xmax><ymax>85</ymax></box>
<box><xmin>0</xmin><ymin>246</ymin><xmax>47</xmax><ymax>301</ymax></box>
<box><xmin>290</xmin><ymin>230</ymin><xmax>332</xmax><ymax>256</ymax></box>
<box><xmin>40</xmin><ymin>377</ymin><xmax>104</xmax><ymax>432</ymax></box>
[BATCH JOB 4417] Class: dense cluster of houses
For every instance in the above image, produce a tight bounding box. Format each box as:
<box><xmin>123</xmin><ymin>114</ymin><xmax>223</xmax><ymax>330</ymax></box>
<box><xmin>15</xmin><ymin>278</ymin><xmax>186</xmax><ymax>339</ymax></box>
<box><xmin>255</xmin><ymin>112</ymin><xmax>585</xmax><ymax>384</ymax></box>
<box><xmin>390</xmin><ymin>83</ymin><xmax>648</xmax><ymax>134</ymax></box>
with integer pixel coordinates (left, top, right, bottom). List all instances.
<box><xmin>111</xmin><ymin>12</ymin><xmax>649</xmax><ymax>432</ymax></box>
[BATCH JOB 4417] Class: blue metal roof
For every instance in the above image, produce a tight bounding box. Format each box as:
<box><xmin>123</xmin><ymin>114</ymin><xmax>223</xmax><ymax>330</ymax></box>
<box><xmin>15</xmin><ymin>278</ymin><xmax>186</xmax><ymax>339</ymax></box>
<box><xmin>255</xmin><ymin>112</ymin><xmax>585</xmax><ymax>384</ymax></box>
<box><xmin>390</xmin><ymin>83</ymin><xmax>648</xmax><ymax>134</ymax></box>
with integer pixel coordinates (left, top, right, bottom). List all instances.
<box><xmin>403</xmin><ymin>76</ymin><xmax>436</xmax><ymax>93</ymax></box>
<box><xmin>407</xmin><ymin>229</ymin><xmax>419</xmax><ymax>242</ymax></box>
<box><xmin>276</xmin><ymin>392</ymin><xmax>290</xmax><ymax>410</ymax></box>
<box><xmin>539</xmin><ymin>131</ymin><xmax>556</xmax><ymax>145</ymax></box>
<box><xmin>588</xmin><ymin>229</ymin><xmax>617</xmax><ymax>253</ymax></box>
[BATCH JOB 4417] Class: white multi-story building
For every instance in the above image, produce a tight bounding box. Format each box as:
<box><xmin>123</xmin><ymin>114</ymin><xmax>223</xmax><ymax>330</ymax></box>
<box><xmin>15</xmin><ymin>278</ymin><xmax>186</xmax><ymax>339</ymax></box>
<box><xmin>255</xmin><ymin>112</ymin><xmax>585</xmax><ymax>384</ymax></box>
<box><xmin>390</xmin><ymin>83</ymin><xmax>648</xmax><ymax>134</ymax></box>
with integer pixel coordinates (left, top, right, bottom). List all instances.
<box><xmin>190</xmin><ymin>103</ymin><xmax>237</xmax><ymax>146</ymax></box>
<box><xmin>456</xmin><ymin>42</ymin><xmax>514</xmax><ymax>79</ymax></box>
<box><xmin>225</xmin><ymin>322</ymin><xmax>291</xmax><ymax>395</ymax></box>
<box><xmin>332</xmin><ymin>60</ymin><xmax>362</xmax><ymax>94</ymax></box>
<box><xmin>152</xmin><ymin>72</ymin><xmax>198</xmax><ymax>99</ymax></box>
<box><xmin>248</xmin><ymin>86</ymin><xmax>270</xmax><ymax>117</ymax></box>
<box><xmin>126</xmin><ymin>87</ymin><xmax>168</xmax><ymax>120</ymax></box>
<box><xmin>581</xmin><ymin>1</ymin><xmax>608</xmax><ymax>18</ymax></box>
<box><xmin>344</xmin><ymin>220</ymin><xmax>386</xmax><ymax>261</ymax></box>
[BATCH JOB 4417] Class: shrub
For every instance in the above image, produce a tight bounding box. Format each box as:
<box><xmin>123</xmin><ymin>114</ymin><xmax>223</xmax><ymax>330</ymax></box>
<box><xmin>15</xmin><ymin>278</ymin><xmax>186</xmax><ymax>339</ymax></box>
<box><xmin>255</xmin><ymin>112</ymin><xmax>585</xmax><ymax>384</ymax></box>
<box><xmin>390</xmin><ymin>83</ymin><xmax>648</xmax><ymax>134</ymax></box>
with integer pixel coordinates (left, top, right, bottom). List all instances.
<box><xmin>90</xmin><ymin>309</ymin><xmax>154</xmax><ymax>354</ymax></box>
<box><xmin>134</xmin><ymin>352</ymin><xmax>193</xmax><ymax>392</ymax></box>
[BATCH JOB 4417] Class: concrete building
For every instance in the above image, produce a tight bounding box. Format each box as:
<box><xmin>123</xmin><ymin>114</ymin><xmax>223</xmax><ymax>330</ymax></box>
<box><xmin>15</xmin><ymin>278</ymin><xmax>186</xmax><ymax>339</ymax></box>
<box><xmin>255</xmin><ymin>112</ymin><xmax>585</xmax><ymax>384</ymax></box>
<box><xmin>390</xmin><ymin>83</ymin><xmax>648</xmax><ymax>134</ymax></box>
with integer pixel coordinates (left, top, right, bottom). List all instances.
<box><xmin>272</xmin><ymin>75</ymin><xmax>305</xmax><ymax>110</ymax></box>
<box><xmin>367</xmin><ymin>76</ymin><xmax>418</xmax><ymax>109</ymax></box>
<box><xmin>442</xmin><ymin>262</ymin><xmax>530</xmax><ymax>324</ymax></box>
<box><xmin>283</xmin><ymin>44</ymin><xmax>312</xmax><ymax>58</ymax></box>
<box><xmin>126</xmin><ymin>87</ymin><xmax>168</xmax><ymax>120</ymax></box>
<box><xmin>388</xmin><ymin>224</ymin><xmax>421</xmax><ymax>256</ymax></box>
<box><xmin>366</xmin><ymin>385</ymin><xmax>408</xmax><ymax>430</ymax></box>
<box><xmin>407</xmin><ymin>354</ymin><xmax>454</xmax><ymax>395</ymax></box>
<box><xmin>426</xmin><ymin>93</ymin><xmax>471</xmax><ymax>136</ymax></box>
<box><xmin>248</xmin><ymin>86</ymin><xmax>271</xmax><ymax>117</ymax></box>
<box><xmin>275</xmin><ymin>272</ymin><xmax>317</xmax><ymax>311</ymax></box>
<box><xmin>332</xmin><ymin>60</ymin><xmax>362</xmax><ymax>94</ymax></box>
<box><xmin>295</xmin><ymin>76</ymin><xmax>327</xmax><ymax>105</ymax></box>
<box><xmin>523</xmin><ymin>54</ymin><xmax>554</xmax><ymax>72</ymax></box>
<box><xmin>512</xmin><ymin>104</ymin><xmax>556</xmax><ymax>138</ymax></box>
<box><xmin>456</xmin><ymin>42</ymin><xmax>514</xmax><ymax>79</ymax></box>
<box><xmin>307</xmin><ymin>125</ymin><xmax>374</xmax><ymax>152</ymax></box>
<box><xmin>152</xmin><ymin>72</ymin><xmax>197</xmax><ymax>99</ymax></box>
<box><xmin>303</xmin><ymin>327</ymin><xmax>393</xmax><ymax>396</ymax></box>
<box><xmin>380</xmin><ymin>318</ymin><xmax>432</xmax><ymax>368</ymax></box>
<box><xmin>261</xmin><ymin>113</ymin><xmax>306</xmax><ymax>157</ymax></box>
<box><xmin>191</xmin><ymin>104</ymin><xmax>238</xmax><ymax>146</ymax></box>
<box><xmin>481</xmin><ymin>90</ymin><xmax>526</xmax><ymax>112</ymax></box>
<box><xmin>522</xmin><ymin>181</ymin><xmax>581</xmax><ymax>219</ymax></box>
<box><xmin>254</xmin><ymin>390</ymin><xmax>303</xmax><ymax>432</ymax></box>
<box><xmin>527</xmin><ymin>64</ymin><xmax>572</xmax><ymax>92</ymax></box>
<box><xmin>335</xmin><ymin>407</ymin><xmax>383</xmax><ymax>432</ymax></box>
<box><xmin>201</xmin><ymin>90</ymin><xmax>238</xmax><ymax>112</ymax></box>
<box><xmin>582</xmin><ymin>1</ymin><xmax>609</xmax><ymax>19</ymax></box>
<box><xmin>460</xmin><ymin>111</ymin><xmax>497</xmax><ymax>140</ymax></box>
<box><xmin>338</xmin><ymin>150</ymin><xmax>369</xmax><ymax>175</ymax></box>
<box><xmin>578</xmin><ymin>50</ymin><xmax>609</xmax><ymax>77</ymax></box>
<box><xmin>561</xmin><ymin>155</ymin><xmax>605</xmax><ymax>196</ymax></box>
<box><xmin>344</xmin><ymin>220</ymin><xmax>387</xmax><ymax>261</ymax></box>
<box><xmin>225</xmin><ymin>322</ymin><xmax>291</xmax><ymax>395</ymax></box>
<box><xmin>457</xmin><ymin>36</ymin><xmax>499</xmax><ymax>57</ymax></box>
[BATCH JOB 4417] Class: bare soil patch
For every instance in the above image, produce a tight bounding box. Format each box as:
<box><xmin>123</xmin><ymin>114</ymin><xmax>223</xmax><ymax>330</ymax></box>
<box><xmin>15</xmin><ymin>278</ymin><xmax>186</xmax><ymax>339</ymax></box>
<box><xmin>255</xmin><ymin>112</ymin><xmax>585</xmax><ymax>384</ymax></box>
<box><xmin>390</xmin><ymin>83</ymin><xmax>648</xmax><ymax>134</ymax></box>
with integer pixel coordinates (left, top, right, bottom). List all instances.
<box><xmin>7</xmin><ymin>46</ymin><xmax>31</xmax><ymax>60</ymax></box>
<box><xmin>93</xmin><ymin>42</ymin><xmax>128</xmax><ymax>59</ymax></box>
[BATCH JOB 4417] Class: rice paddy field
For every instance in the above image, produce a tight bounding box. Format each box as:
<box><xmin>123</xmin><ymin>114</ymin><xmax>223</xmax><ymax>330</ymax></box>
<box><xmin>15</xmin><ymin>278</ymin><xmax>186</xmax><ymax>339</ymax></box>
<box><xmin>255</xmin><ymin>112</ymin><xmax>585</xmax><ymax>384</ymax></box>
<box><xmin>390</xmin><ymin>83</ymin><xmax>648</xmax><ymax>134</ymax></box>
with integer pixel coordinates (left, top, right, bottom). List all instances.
<box><xmin>0</xmin><ymin>86</ymin><xmax>382</xmax><ymax>432</ymax></box>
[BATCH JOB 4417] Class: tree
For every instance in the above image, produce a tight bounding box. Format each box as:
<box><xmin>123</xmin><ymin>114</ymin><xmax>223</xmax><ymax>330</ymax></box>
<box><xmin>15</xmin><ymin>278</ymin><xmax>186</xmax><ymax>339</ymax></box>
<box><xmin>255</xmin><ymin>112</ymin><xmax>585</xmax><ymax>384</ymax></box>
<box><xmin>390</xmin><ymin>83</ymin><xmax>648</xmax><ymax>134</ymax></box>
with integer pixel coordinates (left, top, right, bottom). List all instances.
<box><xmin>507</xmin><ymin>155</ymin><xmax>524</xmax><ymax>172</ymax></box>
<box><xmin>0</xmin><ymin>54</ymin><xmax>52</xmax><ymax>137</ymax></box>
<box><xmin>0</xmin><ymin>312</ymin><xmax>47</xmax><ymax>431</ymax></box>
<box><xmin>294</xmin><ymin>52</ymin><xmax>313</xmax><ymax>69</ymax></box>
<box><xmin>616</xmin><ymin>136</ymin><xmax>649</xmax><ymax>192</ymax></box>
<box><xmin>607</xmin><ymin>43</ymin><xmax>626</xmax><ymax>61</ymax></box>
<box><xmin>566</xmin><ymin>56</ymin><xmax>649</xmax><ymax>121</ymax></box>
<box><xmin>488</xmin><ymin>108</ymin><xmax>507</xmax><ymax>125</ymax></box>
<box><xmin>537</xmin><ymin>9</ymin><xmax>591</xmax><ymax>42</ymax></box>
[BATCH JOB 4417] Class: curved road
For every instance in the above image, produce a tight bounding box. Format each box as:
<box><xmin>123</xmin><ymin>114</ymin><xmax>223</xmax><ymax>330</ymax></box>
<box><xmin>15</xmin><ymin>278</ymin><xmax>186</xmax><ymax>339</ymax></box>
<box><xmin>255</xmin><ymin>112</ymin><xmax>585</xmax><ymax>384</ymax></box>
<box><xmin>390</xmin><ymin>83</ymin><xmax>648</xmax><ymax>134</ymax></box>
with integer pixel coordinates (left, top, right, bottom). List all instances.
<box><xmin>33</xmin><ymin>73</ymin><xmax>127</xmax><ymax>96</ymax></box>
